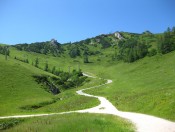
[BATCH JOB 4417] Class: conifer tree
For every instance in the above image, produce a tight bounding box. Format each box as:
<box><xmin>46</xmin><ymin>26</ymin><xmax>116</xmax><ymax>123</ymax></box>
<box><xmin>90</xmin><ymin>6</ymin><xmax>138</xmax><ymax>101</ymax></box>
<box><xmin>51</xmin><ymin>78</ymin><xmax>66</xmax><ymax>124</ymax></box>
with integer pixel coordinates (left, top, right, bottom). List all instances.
<box><xmin>51</xmin><ymin>66</ymin><xmax>56</xmax><ymax>74</ymax></box>
<box><xmin>44</xmin><ymin>61</ymin><xmax>49</xmax><ymax>71</ymax></box>
<box><xmin>83</xmin><ymin>48</ymin><xmax>89</xmax><ymax>63</ymax></box>
<box><xmin>35</xmin><ymin>58</ymin><xmax>39</xmax><ymax>68</ymax></box>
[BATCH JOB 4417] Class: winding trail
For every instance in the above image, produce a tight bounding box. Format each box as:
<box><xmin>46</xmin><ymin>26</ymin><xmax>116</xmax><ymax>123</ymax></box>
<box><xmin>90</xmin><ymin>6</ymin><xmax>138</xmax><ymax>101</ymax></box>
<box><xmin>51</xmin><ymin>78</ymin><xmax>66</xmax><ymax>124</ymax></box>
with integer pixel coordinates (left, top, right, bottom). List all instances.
<box><xmin>0</xmin><ymin>73</ymin><xmax>175</xmax><ymax>132</ymax></box>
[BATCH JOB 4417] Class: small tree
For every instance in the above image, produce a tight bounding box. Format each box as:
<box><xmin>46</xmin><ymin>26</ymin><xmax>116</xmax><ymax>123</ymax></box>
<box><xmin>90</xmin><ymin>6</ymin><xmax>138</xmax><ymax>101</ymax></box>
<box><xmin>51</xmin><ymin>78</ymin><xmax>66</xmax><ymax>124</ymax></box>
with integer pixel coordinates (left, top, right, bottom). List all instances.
<box><xmin>4</xmin><ymin>47</ymin><xmax>8</xmax><ymax>60</ymax></box>
<box><xmin>172</xmin><ymin>26</ymin><xmax>175</xmax><ymax>35</ymax></box>
<box><xmin>84</xmin><ymin>54</ymin><xmax>88</xmax><ymax>63</ymax></box>
<box><xmin>26</xmin><ymin>59</ymin><xmax>28</xmax><ymax>63</ymax></box>
<box><xmin>83</xmin><ymin>48</ymin><xmax>89</xmax><ymax>63</ymax></box>
<box><xmin>35</xmin><ymin>58</ymin><xmax>39</xmax><ymax>68</ymax></box>
<box><xmin>5</xmin><ymin>47</ymin><xmax>9</xmax><ymax>60</ymax></box>
<box><xmin>44</xmin><ymin>61</ymin><xmax>49</xmax><ymax>71</ymax></box>
<box><xmin>5</xmin><ymin>49</ymin><xmax>7</xmax><ymax>60</ymax></box>
<box><xmin>6</xmin><ymin>48</ymin><xmax>10</xmax><ymax>56</ymax></box>
<box><xmin>69</xmin><ymin>46</ymin><xmax>80</xmax><ymax>58</ymax></box>
<box><xmin>148</xmin><ymin>49</ymin><xmax>157</xmax><ymax>57</ymax></box>
<box><xmin>51</xmin><ymin>66</ymin><xmax>56</xmax><ymax>74</ymax></box>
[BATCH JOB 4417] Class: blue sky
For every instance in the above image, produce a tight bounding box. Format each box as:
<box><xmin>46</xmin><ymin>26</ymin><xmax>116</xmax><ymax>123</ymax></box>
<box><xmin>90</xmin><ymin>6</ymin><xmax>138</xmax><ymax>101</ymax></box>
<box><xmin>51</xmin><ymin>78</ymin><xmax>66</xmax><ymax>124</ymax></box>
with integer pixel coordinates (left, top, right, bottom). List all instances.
<box><xmin>0</xmin><ymin>0</ymin><xmax>175</xmax><ymax>44</ymax></box>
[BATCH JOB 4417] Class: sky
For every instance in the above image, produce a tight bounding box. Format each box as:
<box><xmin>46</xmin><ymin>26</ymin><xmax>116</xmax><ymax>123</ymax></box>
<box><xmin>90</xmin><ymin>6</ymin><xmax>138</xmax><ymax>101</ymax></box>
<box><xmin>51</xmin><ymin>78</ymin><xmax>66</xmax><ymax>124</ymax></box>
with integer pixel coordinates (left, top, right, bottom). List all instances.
<box><xmin>0</xmin><ymin>0</ymin><xmax>175</xmax><ymax>45</ymax></box>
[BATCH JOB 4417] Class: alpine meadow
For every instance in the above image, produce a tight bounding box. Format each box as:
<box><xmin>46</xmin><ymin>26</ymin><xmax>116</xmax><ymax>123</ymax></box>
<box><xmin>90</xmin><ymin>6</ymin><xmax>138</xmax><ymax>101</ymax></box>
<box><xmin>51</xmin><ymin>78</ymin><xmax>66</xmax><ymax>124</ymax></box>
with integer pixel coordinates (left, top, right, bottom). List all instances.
<box><xmin>0</xmin><ymin>27</ymin><xmax>175</xmax><ymax>131</ymax></box>
<box><xmin>0</xmin><ymin>0</ymin><xmax>175</xmax><ymax>131</ymax></box>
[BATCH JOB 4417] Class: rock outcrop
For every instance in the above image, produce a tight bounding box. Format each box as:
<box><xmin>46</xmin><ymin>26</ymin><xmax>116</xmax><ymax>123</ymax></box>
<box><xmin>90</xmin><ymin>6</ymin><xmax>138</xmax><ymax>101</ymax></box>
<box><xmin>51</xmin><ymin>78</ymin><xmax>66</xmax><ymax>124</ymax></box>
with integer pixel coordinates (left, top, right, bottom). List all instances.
<box><xmin>50</xmin><ymin>39</ymin><xmax>58</xmax><ymax>46</ymax></box>
<box><xmin>114</xmin><ymin>32</ymin><xmax>123</xmax><ymax>40</ymax></box>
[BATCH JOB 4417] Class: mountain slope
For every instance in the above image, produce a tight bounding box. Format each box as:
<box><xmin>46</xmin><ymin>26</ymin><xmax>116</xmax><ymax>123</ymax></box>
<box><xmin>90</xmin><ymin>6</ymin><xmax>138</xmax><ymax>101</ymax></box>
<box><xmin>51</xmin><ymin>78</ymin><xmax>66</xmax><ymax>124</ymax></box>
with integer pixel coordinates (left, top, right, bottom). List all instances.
<box><xmin>6</xmin><ymin>41</ymin><xmax>175</xmax><ymax>121</ymax></box>
<box><xmin>0</xmin><ymin>54</ymin><xmax>53</xmax><ymax>115</ymax></box>
<box><xmin>84</xmin><ymin>51</ymin><xmax>175</xmax><ymax>121</ymax></box>
<box><xmin>0</xmin><ymin>54</ymin><xmax>98</xmax><ymax>116</ymax></box>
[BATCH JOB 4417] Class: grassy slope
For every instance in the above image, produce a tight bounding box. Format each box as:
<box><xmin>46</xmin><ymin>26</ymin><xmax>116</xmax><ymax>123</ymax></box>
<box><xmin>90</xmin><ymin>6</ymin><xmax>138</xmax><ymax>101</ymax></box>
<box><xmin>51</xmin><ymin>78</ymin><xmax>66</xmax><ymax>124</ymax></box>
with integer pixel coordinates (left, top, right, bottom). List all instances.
<box><xmin>0</xmin><ymin>43</ymin><xmax>175</xmax><ymax>130</ymax></box>
<box><xmin>10</xmin><ymin>47</ymin><xmax>75</xmax><ymax>71</ymax></box>
<box><xmin>9</xmin><ymin>45</ymin><xmax>175</xmax><ymax>121</ymax></box>
<box><xmin>0</xmin><ymin>54</ymin><xmax>53</xmax><ymax>115</ymax></box>
<box><xmin>0</xmin><ymin>54</ymin><xmax>99</xmax><ymax>116</ymax></box>
<box><xmin>3</xmin><ymin>113</ymin><xmax>134</xmax><ymax>132</ymax></box>
<box><xmin>0</xmin><ymin>52</ymin><xmax>133</xmax><ymax>131</ymax></box>
<box><xmin>85</xmin><ymin>52</ymin><xmax>175</xmax><ymax>121</ymax></box>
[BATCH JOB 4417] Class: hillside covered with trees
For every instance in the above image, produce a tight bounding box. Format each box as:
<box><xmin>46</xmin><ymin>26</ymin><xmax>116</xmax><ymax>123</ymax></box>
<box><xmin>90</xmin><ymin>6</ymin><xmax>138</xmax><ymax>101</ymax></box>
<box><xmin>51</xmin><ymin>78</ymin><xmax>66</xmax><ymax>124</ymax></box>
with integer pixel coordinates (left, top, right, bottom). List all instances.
<box><xmin>13</xmin><ymin>39</ymin><xmax>64</xmax><ymax>57</ymax></box>
<box><xmin>10</xmin><ymin>26</ymin><xmax>175</xmax><ymax>64</ymax></box>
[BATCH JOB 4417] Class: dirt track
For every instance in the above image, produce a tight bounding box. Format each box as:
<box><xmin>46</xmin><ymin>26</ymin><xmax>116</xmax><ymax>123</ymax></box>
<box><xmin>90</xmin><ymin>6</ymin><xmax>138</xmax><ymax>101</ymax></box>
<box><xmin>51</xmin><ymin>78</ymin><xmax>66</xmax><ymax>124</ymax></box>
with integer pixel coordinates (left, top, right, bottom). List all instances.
<box><xmin>0</xmin><ymin>73</ymin><xmax>175</xmax><ymax>132</ymax></box>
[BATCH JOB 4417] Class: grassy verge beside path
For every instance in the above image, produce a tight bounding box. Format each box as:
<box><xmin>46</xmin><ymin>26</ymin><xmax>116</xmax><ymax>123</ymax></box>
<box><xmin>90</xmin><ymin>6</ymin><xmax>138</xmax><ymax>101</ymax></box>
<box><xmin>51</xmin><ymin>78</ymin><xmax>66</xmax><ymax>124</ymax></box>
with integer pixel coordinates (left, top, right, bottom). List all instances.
<box><xmin>1</xmin><ymin>113</ymin><xmax>134</xmax><ymax>132</ymax></box>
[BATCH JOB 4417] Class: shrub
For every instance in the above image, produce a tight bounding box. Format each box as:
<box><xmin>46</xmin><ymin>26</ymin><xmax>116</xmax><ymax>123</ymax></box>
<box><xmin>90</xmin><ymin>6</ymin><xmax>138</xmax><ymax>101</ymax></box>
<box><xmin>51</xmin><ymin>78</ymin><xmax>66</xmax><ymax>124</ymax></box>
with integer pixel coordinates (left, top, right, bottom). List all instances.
<box><xmin>148</xmin><ymin>49</ymin><xmax>157</xmax><ymax>57</ymax></box>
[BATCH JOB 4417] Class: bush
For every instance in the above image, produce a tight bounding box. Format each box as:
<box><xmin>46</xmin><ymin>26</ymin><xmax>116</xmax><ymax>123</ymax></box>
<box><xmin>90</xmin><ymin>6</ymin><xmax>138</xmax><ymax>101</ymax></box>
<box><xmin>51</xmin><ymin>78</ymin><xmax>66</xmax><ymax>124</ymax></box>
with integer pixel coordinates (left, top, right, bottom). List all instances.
<box><xmin>69</xmin><ymin>46</ymin><xmax>81</xmax><ymax>58</ymax></box>
<box><xmin>0</xmin><ymin>119</ymin><xmax>24</xmax><ymax>130</ymax></box>
<box><xmin>20</xmin><ymin>98</ymin><xmax>59</xmax><ymax>110</ymax></box>
<box><xmin>148</xmin><ymin>49</ymin><xmax>157</xmax><ymax>57</ymax></box>
<box><xmin>97</xmin><ymin>58</ymin><xmax>101</xmax><ymax>61</ymax></box>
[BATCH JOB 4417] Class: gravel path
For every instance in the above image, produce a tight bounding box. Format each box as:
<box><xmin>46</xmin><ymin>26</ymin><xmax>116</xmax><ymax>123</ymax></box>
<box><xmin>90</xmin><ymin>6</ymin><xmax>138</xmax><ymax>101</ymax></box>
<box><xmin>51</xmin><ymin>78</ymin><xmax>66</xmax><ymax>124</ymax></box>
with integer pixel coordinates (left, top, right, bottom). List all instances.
<box><xmin>76</xmin><ymin>78</ymin><xmax>175</xmax><ymax>132</ymax></box>
<box><xmin>0</xmin><ymin>73</ymin><xmax>175</xmax><ymax>132</ymax></box>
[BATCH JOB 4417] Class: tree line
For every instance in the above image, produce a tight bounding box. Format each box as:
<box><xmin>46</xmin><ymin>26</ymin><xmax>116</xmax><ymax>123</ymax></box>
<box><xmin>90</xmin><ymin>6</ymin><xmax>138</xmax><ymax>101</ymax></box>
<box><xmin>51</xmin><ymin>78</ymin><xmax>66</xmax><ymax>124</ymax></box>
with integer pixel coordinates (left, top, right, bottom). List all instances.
<box><xmin>116</xmin><ymin>26</ymin><xmax>175</xmax><ymax>63</ymax></box>
<box><xmin>13</xmin><ymin>55</ymin><xmax>87</xmax><ymax>93</ymax></box>
<box><xmin>33</xmin><ymin>69</ymin><xmax>87</xmax><ymax>94</ymax></box>
<box><xmin>117</xmin><ymin>37</ymin><xmax>148</xmax><ymax>62</ymax></box>
<box><xmin>0</xmin><ymin>46</ymin><xmax>10</xmax><ymax>60</ymax></box>
<box><xmin>158</xmin><ymin>27</ymin><xmax>175</xmax><ymax>54</ymax></box>
<box><xmin>13</xmin><ymin>40</ymin><xmax>63</xmax><ymax>57</ymax></box>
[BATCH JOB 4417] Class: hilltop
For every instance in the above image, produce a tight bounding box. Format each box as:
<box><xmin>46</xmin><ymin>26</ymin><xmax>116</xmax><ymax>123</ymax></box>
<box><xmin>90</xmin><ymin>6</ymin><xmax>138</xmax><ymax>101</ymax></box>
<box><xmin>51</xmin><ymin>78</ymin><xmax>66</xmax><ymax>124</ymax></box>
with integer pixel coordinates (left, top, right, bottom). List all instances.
<box><xmin>12</xmin><ymin>27</ymin><xmax>174</xmax><ymax>64</ymax></box>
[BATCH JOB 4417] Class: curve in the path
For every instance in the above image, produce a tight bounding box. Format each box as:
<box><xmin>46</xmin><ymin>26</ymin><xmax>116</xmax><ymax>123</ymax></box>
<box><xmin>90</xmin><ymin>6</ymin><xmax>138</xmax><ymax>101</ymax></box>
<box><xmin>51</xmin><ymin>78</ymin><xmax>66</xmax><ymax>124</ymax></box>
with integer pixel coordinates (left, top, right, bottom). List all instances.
<box><xmin>76</xmin><ymin>77</ymin><xmax>175</xmax><ymax>132</ymax></box>
<box><xmin>0</xmin><ymin>73</ymin><xmax>175</xmax><ymax>132</ymax></box>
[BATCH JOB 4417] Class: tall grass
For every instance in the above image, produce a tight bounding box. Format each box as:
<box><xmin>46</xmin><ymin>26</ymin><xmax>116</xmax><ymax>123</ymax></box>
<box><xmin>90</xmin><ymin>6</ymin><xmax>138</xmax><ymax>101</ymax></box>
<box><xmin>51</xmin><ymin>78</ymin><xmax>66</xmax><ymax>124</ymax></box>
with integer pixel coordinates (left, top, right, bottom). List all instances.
<box><xmin>3</xmin><ymin>113</ymin><xmax>134</xmax><ymax>132</ymax></box>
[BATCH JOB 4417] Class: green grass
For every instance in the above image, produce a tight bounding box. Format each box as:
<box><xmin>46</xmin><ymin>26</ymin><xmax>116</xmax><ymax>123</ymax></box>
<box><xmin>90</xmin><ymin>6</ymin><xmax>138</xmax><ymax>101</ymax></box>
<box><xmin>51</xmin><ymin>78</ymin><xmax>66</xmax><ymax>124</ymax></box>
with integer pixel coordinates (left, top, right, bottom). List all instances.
<box><xmin>10</xmin><ymin>47</ymin><xmax>75</xmax><ymax>72</ymax></box>
<box><xmin>0</xmin><ymin>118</ymin><xmax>24</xmax><ymax>130</ymax></box>
<box><xmin>0</xmin><ymin>54</ymin><xmax>53</xmax><ymax>115</ymax></box>
<box><xmin>84</xmin><ymin>52</ymin><xmax>175</xmax><ymax>121</ymax></box>
<box><xmin>7</xmin><ymin>46</ymin><xmax>175</xmax><ymax>121</ymax></box>
<box><xmin>1</xmin><ymin>44</ymin><xmax>175</xmax><ymax>131</ymax></box>
<box><xmin>1</xmin><ymin>113</ymin><xmax>134</xmax><ymax>132</ymax></box>
<box><xmin>0</xmin><ymin>54</ymin><xmax>99</xmax><ymax>116</ymax></box>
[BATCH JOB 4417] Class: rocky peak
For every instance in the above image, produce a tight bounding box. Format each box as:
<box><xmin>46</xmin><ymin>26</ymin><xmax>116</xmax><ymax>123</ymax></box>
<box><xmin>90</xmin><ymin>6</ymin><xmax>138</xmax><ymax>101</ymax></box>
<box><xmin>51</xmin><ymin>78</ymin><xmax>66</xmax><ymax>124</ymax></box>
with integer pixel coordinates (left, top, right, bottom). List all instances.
<box><xmin>50</xmin><ymin>39</ymin><xmax>58</xmax><ymax>45</ymax></box>
<box><xmin>114</xmin><ymin>32</ymin><xmax>123</xmax><ymax>40</ymax></box>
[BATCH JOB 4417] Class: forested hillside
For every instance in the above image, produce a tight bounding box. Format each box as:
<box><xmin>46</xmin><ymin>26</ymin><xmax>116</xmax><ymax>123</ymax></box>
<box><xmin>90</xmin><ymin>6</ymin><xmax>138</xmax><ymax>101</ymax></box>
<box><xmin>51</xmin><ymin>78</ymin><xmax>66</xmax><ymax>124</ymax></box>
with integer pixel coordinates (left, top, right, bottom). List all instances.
<box><xmin>11</xmin><ymin>27</ymin><xmax>175</xmax><ymax>63</ymax></box>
